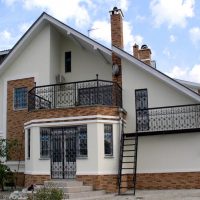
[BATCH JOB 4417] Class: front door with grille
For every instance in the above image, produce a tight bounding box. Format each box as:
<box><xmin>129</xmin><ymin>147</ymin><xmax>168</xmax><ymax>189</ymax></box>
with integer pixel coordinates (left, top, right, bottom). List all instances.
<box><xmin>51</xmin><ymin>127</ymin><xmax>76</xmax><ymax>179</ymax></box>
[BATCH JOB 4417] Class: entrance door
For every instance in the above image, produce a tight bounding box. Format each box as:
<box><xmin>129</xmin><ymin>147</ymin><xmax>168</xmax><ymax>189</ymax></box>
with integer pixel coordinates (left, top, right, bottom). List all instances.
<box><xmin>51</xmin><ymin>127</ymin><xmax>76</xmax><ymax>179</ymax></box>
<box><xmin>135</xmin><ymin>89</ymin><xmax>149</xmax><ymax>131</ymax></box>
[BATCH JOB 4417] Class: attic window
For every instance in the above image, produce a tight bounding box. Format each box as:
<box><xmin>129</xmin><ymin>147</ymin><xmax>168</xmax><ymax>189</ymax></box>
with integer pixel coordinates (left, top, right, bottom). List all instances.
<box><xmin>65</xmin><ymin>51</ymin><xmax>71</xmax><ymax>73</ymax></box>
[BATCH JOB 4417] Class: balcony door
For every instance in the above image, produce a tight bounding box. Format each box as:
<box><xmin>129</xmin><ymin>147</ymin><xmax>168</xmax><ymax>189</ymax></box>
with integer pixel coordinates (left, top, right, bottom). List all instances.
<box><xmin>135</xmin><ymin>89</ymin><xmax>149</xmax><ymax>131</ymax></box>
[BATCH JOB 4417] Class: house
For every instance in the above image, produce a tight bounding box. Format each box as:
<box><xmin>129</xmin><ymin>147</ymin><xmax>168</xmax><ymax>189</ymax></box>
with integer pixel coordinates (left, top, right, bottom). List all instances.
<box><xmin>0</xmin><ymin>7</ymin><xmax>200</xmax><ymax>194</ymax></box>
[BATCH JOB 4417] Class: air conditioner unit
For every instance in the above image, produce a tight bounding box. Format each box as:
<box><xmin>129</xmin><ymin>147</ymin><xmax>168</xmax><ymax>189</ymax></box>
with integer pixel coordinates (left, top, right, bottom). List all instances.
<box><xmin>56</xmin><ymin>74</ymin><xmax>65</xmax><ymax>84</ymax></box>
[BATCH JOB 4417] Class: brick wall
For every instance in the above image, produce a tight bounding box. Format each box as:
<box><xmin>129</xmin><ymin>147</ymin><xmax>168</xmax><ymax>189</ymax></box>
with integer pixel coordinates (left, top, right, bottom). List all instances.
<box><xmin>128</xmin><ymin>172</ymin><xmax>200</xmax><ymax>189</ymax></box>
<box><xmin>77</xmin><ymin>175</ymin><xmax>119</xmax><ymax>193</ymax></box>
<box><xmin>27</xmin><ymin>106</ymin><xmax>120</xmax><ymax>122</ymax></box>
<box><xmin>7</xmin><ymin>77</ymin><xmax>35</xmax><ymax>161</ymax></box>
<box><xmin>25</xmin><ymin>174</ymin><xmax>50</xmax><ymax>187</ymax></box>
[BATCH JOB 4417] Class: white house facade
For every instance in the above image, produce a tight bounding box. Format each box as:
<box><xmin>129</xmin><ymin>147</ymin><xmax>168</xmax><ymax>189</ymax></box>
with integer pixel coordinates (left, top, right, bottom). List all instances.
<box><xmin>0</xmin><ymin>7</ymin><xmax>200</xmax><ymax>193</ymax></box>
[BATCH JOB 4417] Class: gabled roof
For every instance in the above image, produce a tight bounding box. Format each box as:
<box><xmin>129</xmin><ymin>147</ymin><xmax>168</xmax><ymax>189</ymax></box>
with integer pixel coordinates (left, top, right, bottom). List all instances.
<box><xmin>112</xmin><ymin>46</ymin><xmax>200</xmax><ymax>102</ymax></box>
<box><xmin>0</xmin><ymin>12</ymin><xmax>111</xmax><ymax>74</ymax></box>
<box><xmin>0</xmin><ymin>12</ymin><xmax>200</xmax><ymax>103</ymax></box>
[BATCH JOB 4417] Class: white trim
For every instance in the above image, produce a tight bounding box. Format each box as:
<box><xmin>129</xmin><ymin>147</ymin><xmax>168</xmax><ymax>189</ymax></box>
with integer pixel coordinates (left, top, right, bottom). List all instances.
<box><xmin>24</xmin><ymin>171</ymin><xmax>50</xmax><ymax>175</ymax></box>
<box><xmin>25</xmin><ymin>119</ymin><xmax>121</xmax><ymax>129</ymax></box>
<box><xmin>112</xmin><ymin>46</ymin><xmax>200</xmax><ymax>102</ymax></box>
<box><xmin>24</xmin><ymin>115</ymin><xmax>120</xmax><ymax>126</ymax></box>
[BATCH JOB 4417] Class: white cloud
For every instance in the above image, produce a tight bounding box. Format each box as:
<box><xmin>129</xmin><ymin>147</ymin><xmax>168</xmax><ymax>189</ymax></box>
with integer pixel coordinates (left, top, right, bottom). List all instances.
<box><xmin>90</xmin><ymin>19</ymin><xmax>143</xmax><ymax>53</ymax></box>
<box><xmin>170</xmin><ymin>35</ymin><xmax>176</xmax><ymax>42</ymax></box>
<box><xmin>150</xmin><ymin>0</ymin><xmax>195</xmax><ymax>28</ymax></box>
<box><xmin>118</xmin><ymin>0</ymin><xmax>129</xmax><ymax>12</ymax></box>
<box><xmin>189</xmin><ymin>27</ymin><xmax>200</xmax><ymax>45</ymax></box>
<box><xmin>3</xmin><ymin>0</ymin><xmax>93</xmax><ymax>27</ymax></box>
<box><xmin>166</xmin><ymin>64</ymin><xmax>200</xmax><ymax>83</ymax></box>
<box><xmin>0</xmin><ymin>30</ymin><xmax>18</xmax><ymax>49</ymax></box>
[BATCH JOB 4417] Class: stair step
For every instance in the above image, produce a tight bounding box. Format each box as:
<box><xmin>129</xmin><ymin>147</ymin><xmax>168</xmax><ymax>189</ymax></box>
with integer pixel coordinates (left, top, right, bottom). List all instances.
<box><xmin>58</xmin><ymin>185</ymin><xmax>93</xmax><ymax>193</ymax></box>
<box><xmin>44</xmin><ymin>180</ymin><xmax>83</xmax><ymax>188</ymax></box>
<box><xmin>67</xmin><ymin>194</ymin><xmax>115</xmax><ymax>200</ymax></box>
<box><xmin>67</xmin><ymin>190</ymin><xmax>106</xmax><ymax>199</ymax></box>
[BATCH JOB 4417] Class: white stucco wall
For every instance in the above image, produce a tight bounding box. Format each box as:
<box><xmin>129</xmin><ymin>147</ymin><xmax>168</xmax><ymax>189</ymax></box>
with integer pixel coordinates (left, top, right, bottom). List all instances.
<box><xmin>25</xmin><ymin>127</ymin><xmax>50</xmax><ymax>175</ymax></box>
<box><xmin>137</xmin><ymin>133</ymin><xmax>200</xmax><ymax>173</ymax></box>
<box><xmin>25</xmin><ymin>119</ymin><xmax>121</xmax><ymax>176</ymax></box>
<box><xmin>50</xmin><ymin>26</ymin><xmax>61</xmax><ymax>84</ymax></box>
<box><xmin>122</xmin><ymin>59</ymin><xmax>198</xmax><ymax>133</ymax></box>
<box><xmin>59</xmin><ymin>36</ymin><xmax>112</xmax><ymax>82</ymax></box>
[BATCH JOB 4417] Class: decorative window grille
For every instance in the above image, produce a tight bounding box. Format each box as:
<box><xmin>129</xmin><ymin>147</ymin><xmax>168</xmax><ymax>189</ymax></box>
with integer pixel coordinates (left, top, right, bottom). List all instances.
<box><xmin>40</xmin><ymin>128</ymin><xmax>51</xmax><ymax>158</ymax></box>
<box><xmin>104</xmin><ymin>124</ymin><xmax>113</xmax><ymax>156</ymax></box>
<box><xmin>76</xmin><ymin>126</ymin><xmax>87</xmax><ymax>157</ymax></box>
<box><xmin>14</xmin><ymin>87</ymin><xmax>28</xmax><ymax>109</ymax></box>
<box><xmin>27</xmin><ymin>129</ymin><xmax>30</xmax><ymax>159</ymax></box>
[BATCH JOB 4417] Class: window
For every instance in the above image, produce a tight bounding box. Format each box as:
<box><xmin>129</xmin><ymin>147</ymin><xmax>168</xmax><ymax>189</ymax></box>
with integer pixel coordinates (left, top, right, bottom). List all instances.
<box><xmin>27</xmin><ymin>129</ymin><xmax>30</xmax><ymax>159</ymax></box>
<box><xmin>14</xmin><ymin>87</ymin><xmax>28</xmax><ymax>109</ymax></box>
<box><xmin>104</xmin><ymin>124</ymin><xmax>113</xmax><ymax>156</ymax></box>
<box><xmin>77</xmin><ymin>126</ymin><xmax>87</xmax><ymax>157</ymax></box>
<box><xmin>40</xmin><ymin>128</ymin><xmax>51</xmax><ymax>158</ymax></box>
<box><xmin>65</xmin><ymin>51</ymin><xmax>71</xmax><ymax>72</ymax></box>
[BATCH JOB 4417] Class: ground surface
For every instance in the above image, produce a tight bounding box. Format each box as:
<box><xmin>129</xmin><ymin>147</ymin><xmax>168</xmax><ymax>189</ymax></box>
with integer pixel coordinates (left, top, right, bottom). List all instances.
<box><xmin>112</xmin><ymin>189</ymin><xmax>200</xmax><ymax>200</ymax></box>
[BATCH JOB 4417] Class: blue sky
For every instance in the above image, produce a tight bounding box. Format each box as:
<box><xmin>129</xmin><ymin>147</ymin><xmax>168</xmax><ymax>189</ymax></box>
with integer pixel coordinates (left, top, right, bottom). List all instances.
<box><xmin>0</xmin><ymin>0</ymin><xmax>200</xmax><ymax>82</ymax></box>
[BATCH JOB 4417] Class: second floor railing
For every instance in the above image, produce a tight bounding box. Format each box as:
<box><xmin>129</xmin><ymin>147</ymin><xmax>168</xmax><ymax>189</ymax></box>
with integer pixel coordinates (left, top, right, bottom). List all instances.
<box><xmin>28</xmin><ymin>79</ymin><xmax>122</xmax><ymax>111</ymax></box>
<box><xmin>136</xmin><ymin>103</ymin><xmax>200</xmax><ymax>133</ymax></box>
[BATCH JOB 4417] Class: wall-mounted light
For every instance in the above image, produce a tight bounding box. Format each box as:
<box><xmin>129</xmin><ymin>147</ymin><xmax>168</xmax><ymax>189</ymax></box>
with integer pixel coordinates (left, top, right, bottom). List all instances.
<box><xmin>112</xmin><ymin>64</ymin><xmax>120</xmax><ymax>76</ymax></box>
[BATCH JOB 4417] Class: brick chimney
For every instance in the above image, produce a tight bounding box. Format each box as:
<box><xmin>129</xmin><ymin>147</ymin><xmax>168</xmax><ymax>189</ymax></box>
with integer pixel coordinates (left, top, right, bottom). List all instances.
<box><xmin>109</xmin><ymin>7</ymin><xmax>124</xmax><ymax>86</ymax></box>
<box><xmin>133</xmin><ymin>44</ymin><xmax>152</xmax><ymax>66</ymax></box>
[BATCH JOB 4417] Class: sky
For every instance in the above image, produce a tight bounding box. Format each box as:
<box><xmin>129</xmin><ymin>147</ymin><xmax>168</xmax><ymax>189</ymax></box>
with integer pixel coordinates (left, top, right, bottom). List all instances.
<box><xmin>0</xmin><ymin>0</ymin><xmax>200</xmax><ymax>83</ymax></box>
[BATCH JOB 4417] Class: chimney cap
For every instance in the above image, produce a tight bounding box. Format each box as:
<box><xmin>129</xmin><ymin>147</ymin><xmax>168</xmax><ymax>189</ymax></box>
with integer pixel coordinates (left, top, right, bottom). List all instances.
<box><xmin>141</xmin><ymin>44</ymin><xmax>148</xmax><ymax>49</ymax></box>
<box><xmin>109</xmin><ymin>7</ymin><xmax>124</xmax><ymax>17</ymax></box>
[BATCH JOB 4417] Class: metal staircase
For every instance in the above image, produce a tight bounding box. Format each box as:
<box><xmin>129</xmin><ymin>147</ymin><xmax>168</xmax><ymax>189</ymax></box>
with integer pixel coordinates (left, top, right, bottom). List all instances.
<box><xmin>118</xmin><ymin>133</ymin><xmax>138</xmax><ymax>195</ymax></box>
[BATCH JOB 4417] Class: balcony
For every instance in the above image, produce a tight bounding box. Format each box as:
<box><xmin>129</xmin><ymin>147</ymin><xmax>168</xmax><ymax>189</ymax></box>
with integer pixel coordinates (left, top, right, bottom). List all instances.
<box><xmin>28</xmin><ymin>79</ymin><xmax>122</xmax><ymax>111</ymax></box>
<box><xmin>136</xmin><ymin>104</ymin><xmax>200</xmax><ymax>135</ymax></box>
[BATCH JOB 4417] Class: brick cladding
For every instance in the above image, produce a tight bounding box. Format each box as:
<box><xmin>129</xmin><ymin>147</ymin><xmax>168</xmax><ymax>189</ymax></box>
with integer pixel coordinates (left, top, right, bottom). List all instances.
<box><xmin>128</xmin><ymin>172</ymin><xmax>200</xmax><ymax>189</ymax></box>
<box><xmin>7</xmin><ymin>77</ymin><xmax>35</xmax><ymax>161</ymax></box>
<box><xmin>25</xmin><ymin>174</ymin><xmax>50</xmax><ymax>187</ymax></box>
<box><xmin>110</xmin><ymin>9</ymin><xmax>123</xmax><ymax>87</ymax></box>
<box><xmin>76</xmin><ymin>175</ymin><xmax>119</xmax><ymax>193</ymax></box>
<box><xmin>26</xmin><ymin>106</ymin><xmax>120</xmax><ymax>122</ymax></box>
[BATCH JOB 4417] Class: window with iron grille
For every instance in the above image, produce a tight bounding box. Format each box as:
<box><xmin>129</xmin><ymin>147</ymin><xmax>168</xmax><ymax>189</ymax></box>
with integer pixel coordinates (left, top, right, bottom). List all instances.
<box><xmin>77</xmin><ymin>126</ymin><xmax>87</xmax><ymax>157</ymax></box>
<box><xmin>27</xmin><ymin>129</ymin><xmax>30</xmax><ymax>159</ymax></box>
<box><xmin>40</xmin><ymin>128</ymin><xmax>51</xmax><ymax>158</ymax></box>
<box><xmin>104</xmin><ymin>124</ymin><xmax>113</xmax><ymax>156</ymax></box>
<box><xmin>14</xmin><ymin>87</ymin><xmax>28</xmax><ymax>109</ymax></box>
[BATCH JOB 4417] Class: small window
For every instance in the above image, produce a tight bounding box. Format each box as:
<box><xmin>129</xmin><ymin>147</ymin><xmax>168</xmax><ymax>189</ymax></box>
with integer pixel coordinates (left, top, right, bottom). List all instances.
<box><xmin>65</xmin><ymin>51</ymin><xmax>71</xmax><ymax>72</ymax></box>
<box><xmin>27</xmin><ymin>129</ymin><xmax>31</xmax><ymax>159</ymax></box>
<box><xmin>14</xmin><ymin>87</ymin><xmax>28</xmax><ymax>109</ymax></box>
<box><xmin>40</xmin><ymin>128</ymin><xmax>51</xmax><ymax>158</ymax></box>
<box><xmin>77</xmin><ymin>126</ymin><xmax>87</xmax><ymax>157</ymax></box>
<box><xmin>104</xmin><ymin>124</ymin><xmax>113</xmax><ymax>156</ymax></box>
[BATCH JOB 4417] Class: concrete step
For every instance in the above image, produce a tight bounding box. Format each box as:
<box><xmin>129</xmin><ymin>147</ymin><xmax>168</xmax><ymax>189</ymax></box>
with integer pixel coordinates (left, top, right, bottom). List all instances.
<box><xmin>44</xmin><ymin>180</ymin><xmax>83</xmax><ymax>188</ymax></box>
<box><xmin>58</xmin><ymin>185</ymin><xmax>93</xmax><ymax>193</ymax></box>
<box><xmin>68</xmin><ymin>194</ymin><xmax>116</xmax><ymax>200</ymax></box>
<box><xmin>66</xmin><ymin>190</ymin><xmax>106</xmax><ymax>199</ymax></box>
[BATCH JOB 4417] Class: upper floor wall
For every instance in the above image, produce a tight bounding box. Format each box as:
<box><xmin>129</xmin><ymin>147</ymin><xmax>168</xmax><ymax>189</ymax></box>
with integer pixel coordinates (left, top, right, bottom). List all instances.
<box><xmin>122</xmin><ymin>59</ymin><xmax>198</xmax><ymax>133</ymax></box>
<box><xmin>49</xmin><ymin>25</ymin><xmax>112</xmax><ymax>84</ymax></box>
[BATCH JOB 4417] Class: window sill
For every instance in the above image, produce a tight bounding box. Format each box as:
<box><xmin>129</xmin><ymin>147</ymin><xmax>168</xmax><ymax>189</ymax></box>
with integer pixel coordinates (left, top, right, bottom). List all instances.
<box><xmin>104</xmin><ymin>155</ymin><xmax>114</xmax><ymax>159</ymax></box>
<box><xmin>14</xmin><ymin>107</ymin><xmax>27</xmax><ymax>111</ymax></box>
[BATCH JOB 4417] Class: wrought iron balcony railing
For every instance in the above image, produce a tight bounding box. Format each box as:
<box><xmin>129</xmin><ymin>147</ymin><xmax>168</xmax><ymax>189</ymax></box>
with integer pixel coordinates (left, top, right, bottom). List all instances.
<box><xmin>28</xmin><ymin>79</ymin><xmax>122</xmax><ymax>111</ymax></box>
<box><xmin>136</xmin><ymin>104</ymin><xmax>200</xmax><ymax>134</ymax></box>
